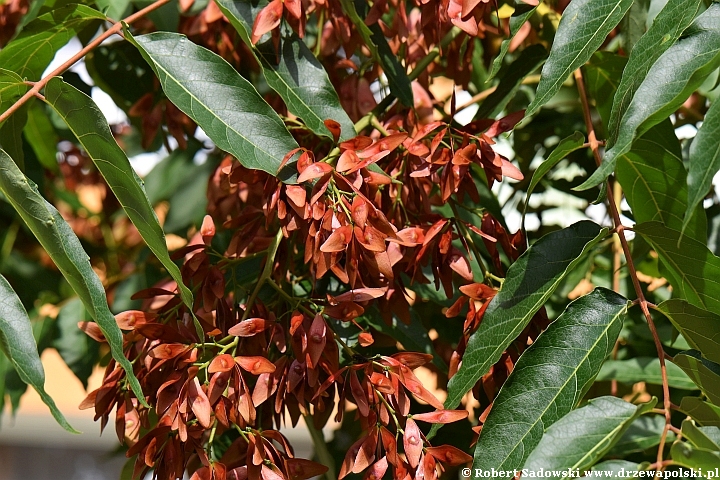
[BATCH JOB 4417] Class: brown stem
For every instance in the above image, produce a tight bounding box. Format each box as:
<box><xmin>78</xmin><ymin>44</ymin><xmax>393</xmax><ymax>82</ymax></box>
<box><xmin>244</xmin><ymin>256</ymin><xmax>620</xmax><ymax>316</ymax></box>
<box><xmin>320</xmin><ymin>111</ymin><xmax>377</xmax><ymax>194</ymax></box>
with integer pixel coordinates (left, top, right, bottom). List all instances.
<box><xmin>0</xmin><ymin>0</ymin><xmax>172</xmax><ymax>126</ymax></box>
<box><xmin>573</xmin><ymin>69</ymin><xmax>672</xmax><ymax>478</ymax></box>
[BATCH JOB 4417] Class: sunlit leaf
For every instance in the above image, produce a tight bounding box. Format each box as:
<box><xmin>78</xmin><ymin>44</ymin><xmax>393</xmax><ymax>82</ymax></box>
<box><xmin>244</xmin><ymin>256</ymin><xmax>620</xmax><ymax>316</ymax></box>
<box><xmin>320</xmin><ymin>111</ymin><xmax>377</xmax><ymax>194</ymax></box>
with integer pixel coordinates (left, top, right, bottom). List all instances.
<box><xmin>0</xmin><ymin>147</ymin><xmax>146</xmax><ymax>405</ymax></box>
<box><xmin>472</xmin><ymin>288</ymin><xmax>628</xmax><ymax>471</ymax></box>
<box><xmin>681</xmin><ymin>397</ymin><xmax>720</xmax><ymax>427</ymax></box>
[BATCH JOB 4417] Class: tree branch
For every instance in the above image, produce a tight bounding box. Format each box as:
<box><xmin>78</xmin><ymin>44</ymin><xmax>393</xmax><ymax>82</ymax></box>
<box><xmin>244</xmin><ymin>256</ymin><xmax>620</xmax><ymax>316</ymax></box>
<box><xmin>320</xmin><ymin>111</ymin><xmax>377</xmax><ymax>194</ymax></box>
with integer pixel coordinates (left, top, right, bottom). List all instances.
<box><xmin>573</xmin><ymin>68</ymin><xmax>672</xmax><ymax>478</ymax></box>
<box><xmin>0</xmin><ymin>0</ymin><xmax>172</xmax><ymax>126</ymax></box>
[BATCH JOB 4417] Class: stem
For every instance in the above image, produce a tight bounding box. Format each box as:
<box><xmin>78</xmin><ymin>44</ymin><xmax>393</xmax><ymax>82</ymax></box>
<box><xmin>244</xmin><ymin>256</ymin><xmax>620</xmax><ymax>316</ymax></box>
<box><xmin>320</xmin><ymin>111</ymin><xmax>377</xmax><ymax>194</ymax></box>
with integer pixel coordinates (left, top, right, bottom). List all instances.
<box><xmin>303</xmin><ymin>414</ymin><xmax>336</xmax><ymax>480</ymax></box>
<box><xmin>574</xmin><ymin>69</ymin><xmax>672</xmax><ymax>478</ymax></box>
<box><xmin>0</xmin><ymin>0</ymin><xmax>172</xmax><ymax>126</ymax></box>
<box><xmin>241</xmin><ymin>229</ymin><xmax>283</xmax><ymax>321</ymax></box>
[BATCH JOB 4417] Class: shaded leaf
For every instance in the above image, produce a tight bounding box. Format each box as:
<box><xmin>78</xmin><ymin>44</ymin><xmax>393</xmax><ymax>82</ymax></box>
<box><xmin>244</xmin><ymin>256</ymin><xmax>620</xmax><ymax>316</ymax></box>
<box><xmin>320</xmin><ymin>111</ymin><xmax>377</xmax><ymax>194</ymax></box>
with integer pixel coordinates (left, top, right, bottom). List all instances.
<box><xmin>523</xmin><ymin>131</ymin><xmax>585</xmax><ymax>224</ymax></box>
<box><xmin>0</xmin><ymin>274</ymin><xmax>77</xmax><ymax>433</ymax></box>
<box><xmin>608</xmin><ymin>0</ymin><xmax>702</xmax><ymax>145</ymax></box>
<box><xmin>681</xmin><ymin>397</ymin><xmax>720</xmax><ymax>427</ymax></box>
<box><xmin>671</xmin><ymin>441</ymin><xmax>720</xmax><ymax>471</ymax></box>
<box><xmin>635</xmin><ymin>222</ymin><xmax>720</xmax><ymax>313</ymax></box>
<box><xmin>433</xmin><ymin>221</ymin><xmax>606</xmax><ymax>439</ymax></box>
<box><xmin>0</xmin><ymin>4</ymin><xmax>105</xmax><ymax>81</ymax></box>
<box><xmin>682</xmin><ymin>419</ymin><xmax>720</xmax><ymax>450</ymax></box>
<box><xmin>472</xmin><ymin>288</ymin><xmax>628</xmax><ymax>471</ymax></box>
<box><xmin>673</xmin><ymin>350</ymin><xmax>720</xmax><ymax>405</ymax></box>
<box><xmin>95</xmin><ymin>0</ymin><xmax>131</xmax><ymax>19</ymax></box>
<box><xmin>525</xmin><ymin>0</ymin><xmax>633</xmax><ymax>117</ymax></box>
<box><xmin>54</xmin><ymin>298</ymin><xmax>99</xmax><ymax>388</ymax></box>
<box><xmin>606</xmin><ymin>415</ymin><xmax>674</xmax><ymax>455</ymax></box>
<box><xmin>616</xmin><ymin>120</ymin><xmax>706</xmax><ymax>243</ymax></box>
<box><xmin>597</xmin><ymin>358</ymin><xmax>696</xmax><ymax>390</ymax></box>
<box><xmin>127</xmin><ymin>30</ymin><xmax>300</xmax><ymax>182</ymax></box>
<box><xmin>590</xmin><ymin>461</ymin><xmax>642</xmax><ymax>477</ymax></box>
<box><xmin>477</xmin><ymin>44</ymin><xmax>547</xmax><ymax>120</ymax></box>
<box><xmin>657</xmin><ymin>300</ymin><xmax>720</xmax><ymax>365</ymax></box>
<box><xmin>23</xmin><ymin>100</ymin><xmax>58</xmax><ymax>171</ymax></box>
<box><xmin>523</xmin><ymin>396</ymin><xmax>656</xmax><ymax>471</ymax></box>
<box><xmin>43</xmin><ymin>77</ymin><xmax>195</xmax><ymax>318</ymax></box>
<box><xmin>0</xmin><ymin>147</ymin><xmax>146</xmax><ymax>405</ymax></box>
<box><xmin>215</xmin><ymin>0</ymin><xmax>356</xmax><ymax>141</ymax></box>
<box><xmin>488</xmin><ymin>1</ymin><xmax>539</xmax><ymax>80</ymax></box>
<box><xmin>579</xmin><ymin>4</ymin><xmax>720</xmax><ymax>191</ymax></box>
<box><xmin>685</xmin><ymin>98</ymin><xmax>720</xmax><ymax>237</ymax></box>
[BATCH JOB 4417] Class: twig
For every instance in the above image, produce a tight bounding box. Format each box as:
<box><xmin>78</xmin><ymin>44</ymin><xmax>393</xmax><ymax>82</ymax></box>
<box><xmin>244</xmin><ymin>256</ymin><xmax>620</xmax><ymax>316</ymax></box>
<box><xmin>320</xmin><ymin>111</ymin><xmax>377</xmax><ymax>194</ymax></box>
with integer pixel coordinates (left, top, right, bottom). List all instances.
<box><xmin>0</xmin><ymin>0</ymin><xmax>172</xmax><ymax>126</ymax></box>
<box><xmin>241</xmin><ymin>229</ymin><xmax>283</xmax><ymax>321</ymax></box>
<box><xmin>574</xmin><ymin>68</ymin><xmax>672</xmax><ymax>479</ymax></box>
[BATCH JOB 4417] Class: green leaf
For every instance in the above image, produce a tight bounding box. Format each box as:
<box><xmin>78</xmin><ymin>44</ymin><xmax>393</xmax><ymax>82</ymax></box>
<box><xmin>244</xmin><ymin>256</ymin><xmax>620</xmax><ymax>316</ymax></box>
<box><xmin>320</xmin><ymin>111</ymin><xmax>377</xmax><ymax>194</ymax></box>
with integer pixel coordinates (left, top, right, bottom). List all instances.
<box><xmin>432</xmin><ymin>221</ymin><xmax>607</xmax><ymax>439</ymax></box>
<box><xmin>590</xmin><ymin>461</ymin><xmax>642</xmax><ymax>477</ymax></box>
<box><xmin>477</xmin><ymin>44</ymin><xmax>547</xmax><ymax>120</ymax></box>
<box><xmin>523</xmin><ymin>396</ymin><xmax>656</xmax><ymax>471</ymax></box>
<box><xmin>635</xmin><ymin>222</ymin><xmax>720</xmax><ymax>313</ymax></box>
<box><xmin>338</xmin><ymin>0</ymin><xmax>413</xmax><ymax>107</ymax></box>
<box><xmin>472</xmin><ymin>288</ymin><xmax>628</xmax><ymax>471</ymax></box>
<box><xmin>657</xmin><ymin>300</ymin><xmax>720</xmax><ymax>365</ymax></box>
<box><xmin>620</xmin><ymin>0</ymin><xmax>649</xmax><ymax>54</ymax></box>
<box><xmin>671</xmin><ymin>441</ymin><xmax>720</xmax><ymax>471</ymax></box>
<box><xmin>54</xmin><ymin>298</ymin><xmax>98</xmax><ymax>388</ymax></box>
<box><xmin>606</xmin><ymin>415</ymin><xmax>674</xmax><ymax>455</ymax></box>
<box><xmin>522</xmin><ymin>131</ymin><xmax>585</xmax><ymax>223</ymax></box>
<box><xmin>0</xmin><ymin>147</ymin><xmax>146</xmax><ymax>405</ymax></box>
<box><xmin>143</xmin><ymin>140</ymin><xmax>203</xmax><ymax>205</ymax></box>
<box><xmin>0</xmin><ymin>4</ymin><xmax>105</xmax><ymax>81</ymax></box>
<box><xmin>525</xmin><ymin>0</ymin><xmax>633</xmax><ymax>117</ymax></box>
<box><xmin>673</xmin><ymin>350</ymin><xmax>720</xmax><ymax>405</ymax></box>
<box><xmin>0</xmin><ymin>68</ymin><xmax>27</xmax><ymax>123</ymax></box>
<box><xmin>43</xmin><ymin>77</ymin><xmax>195</xmax><ymax>319</ymax></box>
<box><xmin>682</xmin><ymin>419</ymin><xmax>720</xmax><ymax>450</ymax></box>
<box><xmin>616</xmin><ymin>120</ymin><xmax>706</xmax><ymax>243</ymax></box>
<box><xmin>584</xmin><ymin>51</ymin><xmax>627</xmax><ymax>126</ymax></box>
<box><xmin>685</xmin><ymin>99</ymin><xmax>720</xmax><ymax>238</ymax></box>
<box><xmin>579</xmin><ymin>4</ymin><xmax>720</xmax><ymax>191</ymax></box>
<box><xmin>0</xmin><ymin>274</ymin><xmax>77</xmax><ymax>433</ymax></box>
<box><xmin>681</xmin><ymin>397</ymin><xmax>720</xmax><ymax>427</ymax></box>
<box><xmin>607</xmin><ymin>0</ymin><xmax>702</xmax><ymax>145</ymax></box>
<box><xmin>215</xmin><ymin>0</ymin><xmax>356</xmax><ymax>141</ymax></box>
<box><xmin>127</xmin><ymin>31</ymin><xmax>300</xmax><ymax>182</ymax></box>
<box><xmin>597</xmin><ymin>358</ymin><xmax>697</xmax><ymax>390</ymax></box>
<box><xmin>95</xmin><ymin>0</ymin><xmax>130</xmax><ymax>19</ymax></box>
<box><xmin>0</xmin><ymin>103</ymin><xmax>27</xmax><ymax>172</ymax></box>
<box><xmin>23</xmin><ymin>100</ymin><xmax>58</xmax><ymax>171</ymax></box>
<box><xmin>487</xmin><ymin>1</ymin><xmax>539</xmax><ymax>80</ymax></box>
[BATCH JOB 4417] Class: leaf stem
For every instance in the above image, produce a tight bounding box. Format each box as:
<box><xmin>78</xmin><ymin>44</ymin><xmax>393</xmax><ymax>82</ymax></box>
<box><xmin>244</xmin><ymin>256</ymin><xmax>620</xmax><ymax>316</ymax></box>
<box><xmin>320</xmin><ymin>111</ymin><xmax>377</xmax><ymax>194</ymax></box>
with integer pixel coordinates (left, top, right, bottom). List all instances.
<box><xmin>0</xmin><ymin>0</ymin><xmax>173</xmax><ymax>126</ymax></box>
<box><xmin>574</xmin><ymin>68</ymin><xmax>672</xmax><ymax>479</ymax></box>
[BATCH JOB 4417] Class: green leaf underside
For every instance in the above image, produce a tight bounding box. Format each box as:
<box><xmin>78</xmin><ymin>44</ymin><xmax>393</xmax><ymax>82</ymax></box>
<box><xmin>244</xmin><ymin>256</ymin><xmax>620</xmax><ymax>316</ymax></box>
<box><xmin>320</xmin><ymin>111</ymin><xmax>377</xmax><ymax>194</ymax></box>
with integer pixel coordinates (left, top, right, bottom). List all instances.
<box><xmin>671</xmin><ymin>441</ymin><xmax>720</xmax><ymax>471</ymax></box>
<box><xmin>579</xmin><ymin>3</ymin><xmax>720</xmax><ymax>191</ymax></box>
<box><xmin>635</xmin><ymin>222</ymin><xmax>720</xmax><ymax>313</ymax></box>
<box><xmin>681</xmin><ymin>397</ymin><xmax>720</xmax><ymax>427</ymax></box>
<box><xmin>0</xmin><ymin>147</ymin><xmax>146</xmax><ymax>405</ymax></box>
<box><xmin>672</xmin><ymin>350</ymin><xmax>720</xmax><ymax>405</ymax></box>
<box><xmin>0</xmin><ymin>4</ymin><xmax>105</xmax><ymax>81</ymax></box>
<box><xmin>127</xmin><ymin>31</ymin><xmax>300</xmax><ymax>182</ymax></box>
<box><xmin>526</xmin><ymin>0</ymin><xmax>633</xmax><ymax>117</ymax></box>
<box><xmin>616</xmin><ymin>120</ymin><xmax>706</xmax><ymax>244</ymax></box>
<box><xmin>214</xmin><ymin>0</ymin><xmax>356</xmax><ymax>141</ymax></box>
<box><xmin>607</xmin><ymin>0</ymin><xmax>702</xmax><ymax>146</ymax></box>
<box><xmin>657</xmin><ymin>300</ymin><xmax>720</xmax><ymax>365</ymax></box>
<box><xmin>682</xmin><ymin>419</ymin><xmax>720</xmax><ymax>450</ymax></box>
<box><xmin>0</xmin><ymin>274</ymin><xmax>77</xmax><ymax>433</ymax></box>
<box><xmin>523</xmin><ymin>131</ymin><xmax>585</xmax><ymax>223</ymax></box>
<box><xmin>488</xmin><ymin>1</ymin><xmax>539</xmax><ymax>80</ymax></box>
<box><xmin>597</xmin><ymin>358</ymin><xmax>697</xmax><ymax>390</ymax></box>
<box><xmin>43</xmin><ymin>77</ymin><xmax>195</xmax><ymax>318</ymax></box>
<box><xmin>432</xmin><ymin>221</ymin><xmax>607</xmax><ymax>440</ymax></box>
<box><xmin>472</xmin><ymin>288</ymin><xmax>628</xmax><ymax>471</ymax></box>
<box><xmin>0</xmin><ymin>69</ymin><xmax>27</xmax><ymax>124</ymax></box>
<box><xmin>685</xmin><ymin>98</ymin><xmax>720</xmax><ymax>236</ymax></box>
<box><xmin>523</xmin><ymin>396</ymin><xmax>656</xmax><ymax>471</ymax></box>
<box><xmin>607</xmin><ymin>415</ymin><xmax>674</xmax><ymax>455</ymax></box>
